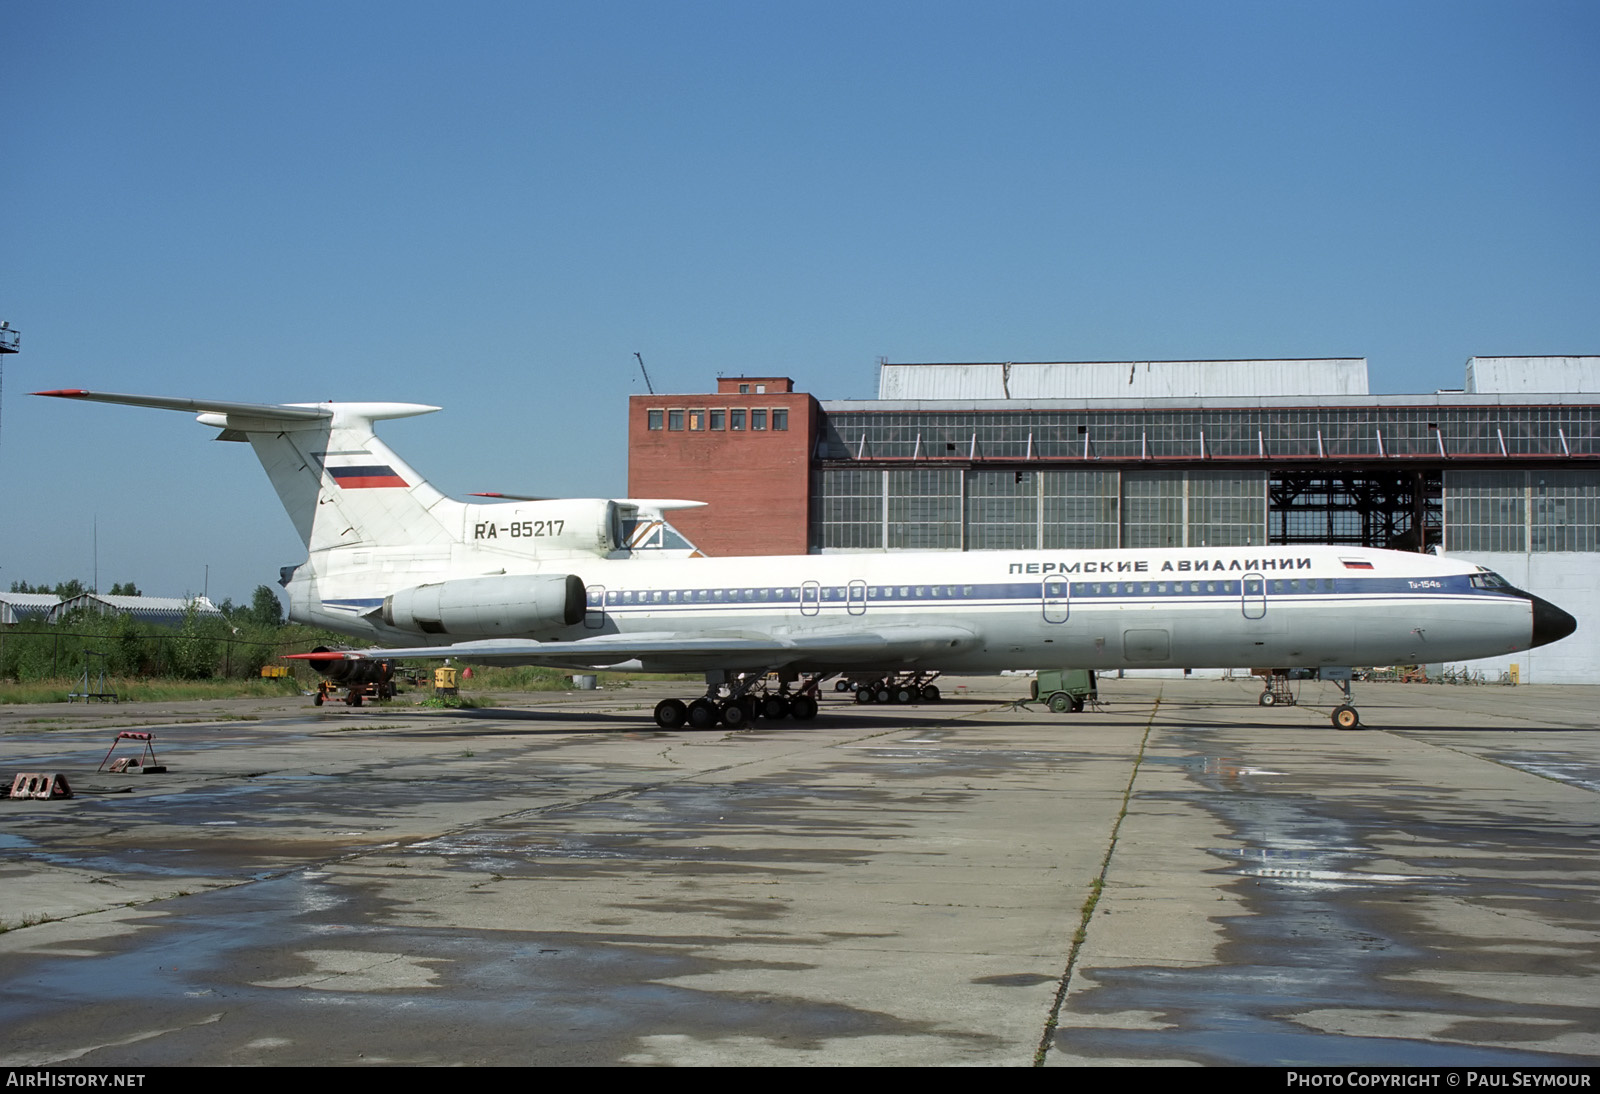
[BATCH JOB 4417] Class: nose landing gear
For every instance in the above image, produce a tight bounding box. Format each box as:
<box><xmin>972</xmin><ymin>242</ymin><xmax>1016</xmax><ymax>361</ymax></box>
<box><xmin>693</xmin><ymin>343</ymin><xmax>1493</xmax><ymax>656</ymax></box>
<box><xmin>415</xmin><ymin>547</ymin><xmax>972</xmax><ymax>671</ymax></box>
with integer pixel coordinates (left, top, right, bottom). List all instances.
<box><xmin>1328</xmin><ymin>671</ymin><xmax>1362</xmax><ymax>729</ymax></box>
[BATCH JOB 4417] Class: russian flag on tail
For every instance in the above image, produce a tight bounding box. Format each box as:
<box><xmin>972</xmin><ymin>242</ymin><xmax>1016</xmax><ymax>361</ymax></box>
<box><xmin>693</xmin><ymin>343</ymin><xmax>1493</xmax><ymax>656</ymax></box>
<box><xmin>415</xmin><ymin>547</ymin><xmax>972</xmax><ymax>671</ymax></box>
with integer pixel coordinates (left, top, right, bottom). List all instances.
<box><xmin>329</xmin><ymin>464</ymin><xmax>409</xmax><ymax>489</ymax></box>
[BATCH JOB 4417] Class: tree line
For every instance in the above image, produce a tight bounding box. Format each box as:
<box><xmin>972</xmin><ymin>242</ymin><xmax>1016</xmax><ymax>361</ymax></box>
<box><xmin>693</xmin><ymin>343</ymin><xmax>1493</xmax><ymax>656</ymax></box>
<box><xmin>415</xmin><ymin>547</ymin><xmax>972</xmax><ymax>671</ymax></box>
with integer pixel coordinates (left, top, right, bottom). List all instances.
<box><xmin>7</xmin><ymin>580</ymin><xmax>285</xmax><ymax>628</ymax></box>
<box><xmin>1</xmin><ymin>581</ymin><xmax>309</xmax><ymax>681</ymax></box>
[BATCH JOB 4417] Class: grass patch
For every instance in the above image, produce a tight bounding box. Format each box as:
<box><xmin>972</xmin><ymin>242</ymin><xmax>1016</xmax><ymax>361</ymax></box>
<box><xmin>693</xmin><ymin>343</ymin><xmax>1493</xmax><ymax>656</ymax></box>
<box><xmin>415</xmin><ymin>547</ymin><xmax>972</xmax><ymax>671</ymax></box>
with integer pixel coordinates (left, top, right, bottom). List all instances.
<box><xmin>0</xmin><ymin>914</ymin><xmax>50</xmax><ymax>933</ymax></box>
<box><xmin>424</xmin><ymin>663</ymin><xmax>696</xmax><ymax>694</ymax></box>
<box><xmin>417</xmin><ymin>694</ymin><xmax>491</xmax><ymax>710</ymax></box>
<box><xmin>0</xmin><ymin>677</ymin><xmax>305</xmax><ymax>705</ymax></box>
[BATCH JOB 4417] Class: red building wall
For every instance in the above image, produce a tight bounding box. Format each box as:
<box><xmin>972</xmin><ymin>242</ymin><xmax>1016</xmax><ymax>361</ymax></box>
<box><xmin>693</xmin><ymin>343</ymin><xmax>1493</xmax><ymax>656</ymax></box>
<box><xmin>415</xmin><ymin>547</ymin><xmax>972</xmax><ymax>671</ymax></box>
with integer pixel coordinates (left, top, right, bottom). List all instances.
<box><xmin>628</xmin><ymin>377</ymin><xmax>818</xmax><ymax>556</ymax></box>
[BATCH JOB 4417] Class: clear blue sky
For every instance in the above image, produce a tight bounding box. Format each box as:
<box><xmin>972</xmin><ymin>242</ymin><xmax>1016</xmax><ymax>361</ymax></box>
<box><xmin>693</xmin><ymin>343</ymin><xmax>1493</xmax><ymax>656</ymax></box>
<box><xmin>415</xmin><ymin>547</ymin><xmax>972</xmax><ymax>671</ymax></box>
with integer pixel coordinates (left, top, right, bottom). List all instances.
<box><xmin>3</xmin><ymin>1</ymin><xmax>1597</xmax><ymax>604</ymax></box>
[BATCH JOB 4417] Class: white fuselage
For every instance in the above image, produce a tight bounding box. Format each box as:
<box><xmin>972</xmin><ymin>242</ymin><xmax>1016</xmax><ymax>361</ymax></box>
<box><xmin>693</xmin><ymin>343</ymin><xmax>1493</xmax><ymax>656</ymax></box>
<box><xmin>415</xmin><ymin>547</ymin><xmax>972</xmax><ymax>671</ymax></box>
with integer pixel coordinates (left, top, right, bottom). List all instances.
<box><xmin>291</xmin><ymin>542</ymin><xmax>1538</xmax><ymax>674</ymax></box>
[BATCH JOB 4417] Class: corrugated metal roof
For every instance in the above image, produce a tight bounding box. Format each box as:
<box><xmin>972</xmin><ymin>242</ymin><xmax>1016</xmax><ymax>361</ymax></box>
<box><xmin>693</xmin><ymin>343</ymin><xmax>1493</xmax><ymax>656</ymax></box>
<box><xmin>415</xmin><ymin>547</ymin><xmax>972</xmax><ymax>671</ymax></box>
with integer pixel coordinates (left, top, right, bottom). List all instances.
<box><xmin>47</xmin><ymin>594</ymin><xmax>224</xmax><ymax>624</ymax></box>
<box><xmin>0</xmin><ymin>593</ymin><xmax>60</xmax><ymax>624</ymax></box>
<box><xmin>1466</xmin><ymin>356</ymin><xmax>1600</xmax><ymax>394</ymax></box>
<box><xmin>878</xmin><ymin>360</ymin><xmax>1370</xmax><ymax>401</ymax></box>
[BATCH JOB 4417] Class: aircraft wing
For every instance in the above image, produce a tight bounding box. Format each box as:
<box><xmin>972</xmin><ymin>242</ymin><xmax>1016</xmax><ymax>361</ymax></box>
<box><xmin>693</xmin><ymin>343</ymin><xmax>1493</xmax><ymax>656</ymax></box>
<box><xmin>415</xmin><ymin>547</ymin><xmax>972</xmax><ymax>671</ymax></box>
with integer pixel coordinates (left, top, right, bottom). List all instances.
<box><xmin>289</xmin><ymin>625</ymin><xmax>980</xmax><ymax>673</ymax></box>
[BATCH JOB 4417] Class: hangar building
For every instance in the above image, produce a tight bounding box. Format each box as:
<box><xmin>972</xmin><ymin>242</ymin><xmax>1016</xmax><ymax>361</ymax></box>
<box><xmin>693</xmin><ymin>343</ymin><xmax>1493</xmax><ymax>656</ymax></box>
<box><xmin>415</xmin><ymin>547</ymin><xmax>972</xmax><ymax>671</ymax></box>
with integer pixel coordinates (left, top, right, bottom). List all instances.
<box><xmin>628</xmin><ymin>357</ymin><xmax>1598</xmax><ymax>682</ymax></box>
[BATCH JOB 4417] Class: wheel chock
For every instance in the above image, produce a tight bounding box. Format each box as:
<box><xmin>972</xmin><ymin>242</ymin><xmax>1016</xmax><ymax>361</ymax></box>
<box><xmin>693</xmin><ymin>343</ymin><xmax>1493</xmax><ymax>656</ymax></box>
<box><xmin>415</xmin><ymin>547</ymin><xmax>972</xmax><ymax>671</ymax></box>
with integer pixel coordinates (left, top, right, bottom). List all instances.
<box><xmin>10</xmin><ymin>773</ymin><xmax>73</xmax><ymax>800</ymax></box>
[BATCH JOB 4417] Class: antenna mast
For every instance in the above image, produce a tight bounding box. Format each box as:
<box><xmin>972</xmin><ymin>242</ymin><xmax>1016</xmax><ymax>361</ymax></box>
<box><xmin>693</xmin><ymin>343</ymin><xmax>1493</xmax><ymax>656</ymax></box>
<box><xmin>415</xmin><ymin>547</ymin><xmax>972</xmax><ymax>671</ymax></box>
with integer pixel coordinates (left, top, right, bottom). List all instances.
<box><xmin>634</xmin><ymin>352</ymin><xmax>655</xmax><ymax>395</ymax></box>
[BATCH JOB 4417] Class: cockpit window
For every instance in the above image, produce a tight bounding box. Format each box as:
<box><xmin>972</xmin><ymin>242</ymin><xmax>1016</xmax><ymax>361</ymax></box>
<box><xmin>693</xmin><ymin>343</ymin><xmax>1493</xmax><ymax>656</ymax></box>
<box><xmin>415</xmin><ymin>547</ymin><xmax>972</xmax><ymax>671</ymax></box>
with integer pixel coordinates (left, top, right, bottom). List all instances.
<box><xmin>1470</xmin><ymin>570</ymin><xmax>1512</xmax><ymax>590</ymax></box>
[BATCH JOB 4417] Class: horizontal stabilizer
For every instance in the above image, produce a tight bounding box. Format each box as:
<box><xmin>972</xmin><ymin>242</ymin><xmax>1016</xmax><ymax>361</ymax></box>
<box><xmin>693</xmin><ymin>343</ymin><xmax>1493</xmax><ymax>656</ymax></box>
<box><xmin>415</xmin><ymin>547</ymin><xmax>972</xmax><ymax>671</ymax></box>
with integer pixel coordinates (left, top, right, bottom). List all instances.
<box><xmin>34</xmin><ymin>389</ymin><xmax>441</xmax><ymax>426</ymax></box>
<box><xmin>36</xmin><ymin>389</ymin><xmax>332</xmax><ymax>421</ymax></box>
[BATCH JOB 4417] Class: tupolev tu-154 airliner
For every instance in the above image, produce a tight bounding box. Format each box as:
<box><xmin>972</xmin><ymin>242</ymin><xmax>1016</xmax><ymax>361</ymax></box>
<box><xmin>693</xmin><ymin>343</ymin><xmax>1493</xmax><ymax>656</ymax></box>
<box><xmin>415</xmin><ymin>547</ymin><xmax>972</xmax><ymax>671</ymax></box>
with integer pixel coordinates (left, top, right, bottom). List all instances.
<box><xmin>37</xmin><ymin>389</ymin><xmax>1577</xmax><ymax>730</ymax></box>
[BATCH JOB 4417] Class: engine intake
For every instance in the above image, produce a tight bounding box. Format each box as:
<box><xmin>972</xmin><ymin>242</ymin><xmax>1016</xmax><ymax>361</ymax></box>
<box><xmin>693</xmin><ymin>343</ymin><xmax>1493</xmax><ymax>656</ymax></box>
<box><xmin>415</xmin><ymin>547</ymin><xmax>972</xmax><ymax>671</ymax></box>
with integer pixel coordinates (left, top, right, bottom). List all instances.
<box><xmin>381</xmin><ymin>573</ymin><xmax>586</xmax><ymax>637</ymax></box>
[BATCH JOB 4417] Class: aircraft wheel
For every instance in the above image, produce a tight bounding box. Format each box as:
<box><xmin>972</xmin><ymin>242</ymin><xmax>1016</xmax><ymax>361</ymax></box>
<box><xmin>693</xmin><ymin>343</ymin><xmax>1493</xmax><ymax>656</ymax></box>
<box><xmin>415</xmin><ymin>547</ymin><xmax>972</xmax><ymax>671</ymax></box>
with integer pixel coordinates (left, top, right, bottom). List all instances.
<box><xmin>1071</xmin><ymin>696</ymin><xmax>1086</xmax><ymax>713</ymax></box>
<box><xmin>654</xmin><ymin>699</ymin><xmax>689</xmax><ymax>729</ymax></box>
<box><xmin>1048</xmin><ymin>693</ymin><xmax>1071</xmax><ymax>713</ymax></box>
<box><xmin>350</xmin><ymin>694</ymin><xmax>362</xmax><ymax>707</ymax></box>
<box><xmin>313</xmin><ymin>693</ymin><xmax>323</xmax><ymax>706</ymax></box>
<box><xmin>835</xmin><ymin>680</ymin><xmax>852</xmax><ymax>692</ymax></box>
<box><xmin>875</xmin><ymin>687</ymin><xmax>893</xmax><ymax>704</ymax></box>
<box><xmin>761</xmin><ymin>695</ymin><xmax>790</xmax><ymax>720</ymax></box>
<box><xmin>687</xmin><ymin>699</ymin><xmax>720</xmax><ymax>729</ymax></box>
<box><xmin>790</xmin><ymin>695</ymin><xmax>818</xmax><ymax>721</ymax></box>
<box><xmin>921</xmin><ymin>684</ymin><xmax>940</xmax><ymax>702</ymax></box>
<box><xmin>720</xmin><ymin>700</ymin><xmax>749</xmax><ymax>728</ymax></box>
<box><xmin>894</xmin><ymin>686</ymin><xmax>916</xmax><ymax>704</ymax></box>
<box><xmin>1259</xmin><ymin>691</ymin><xmax>1276</xmax><ymax>707</ymax></box>
<box><xmin>856</xmin><ymin>688</ymin><xmax>875</xmax><ymax>704</ymax></box>
<box><xmin>1332</xmin><ymin>704</ymin><xmax>1361</xmax><ymax>730</ymax></box>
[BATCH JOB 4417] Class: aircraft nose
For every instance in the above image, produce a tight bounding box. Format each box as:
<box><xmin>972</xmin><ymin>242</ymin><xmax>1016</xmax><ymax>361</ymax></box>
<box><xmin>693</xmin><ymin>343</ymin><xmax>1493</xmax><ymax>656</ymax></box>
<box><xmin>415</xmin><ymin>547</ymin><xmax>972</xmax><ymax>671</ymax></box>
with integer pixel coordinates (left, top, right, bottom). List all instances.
<box><xmin>1530</xmin><ymin>595</ymin><xmax>1577</xmax><ymax>648</ymax></box>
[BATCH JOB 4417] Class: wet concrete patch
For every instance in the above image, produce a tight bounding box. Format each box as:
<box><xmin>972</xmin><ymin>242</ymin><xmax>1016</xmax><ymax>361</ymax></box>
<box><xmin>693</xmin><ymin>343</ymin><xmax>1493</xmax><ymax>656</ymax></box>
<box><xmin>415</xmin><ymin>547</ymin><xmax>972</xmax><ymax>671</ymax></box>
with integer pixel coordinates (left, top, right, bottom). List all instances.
<box><xmin>1051</xmin><ymin>717</ymin><xmax>1600</xmax><ymax>1066</ymax></box>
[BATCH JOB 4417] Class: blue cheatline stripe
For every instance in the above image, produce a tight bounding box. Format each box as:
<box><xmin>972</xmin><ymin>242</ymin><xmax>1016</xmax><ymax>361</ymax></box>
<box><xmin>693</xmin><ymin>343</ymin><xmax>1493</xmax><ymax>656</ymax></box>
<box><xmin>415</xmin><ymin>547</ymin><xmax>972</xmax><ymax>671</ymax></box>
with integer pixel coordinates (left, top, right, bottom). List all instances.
<box><xmin>324</xmin><ymin>576</ymin><xmax>1522</xmax><ymax>616</ymax></box>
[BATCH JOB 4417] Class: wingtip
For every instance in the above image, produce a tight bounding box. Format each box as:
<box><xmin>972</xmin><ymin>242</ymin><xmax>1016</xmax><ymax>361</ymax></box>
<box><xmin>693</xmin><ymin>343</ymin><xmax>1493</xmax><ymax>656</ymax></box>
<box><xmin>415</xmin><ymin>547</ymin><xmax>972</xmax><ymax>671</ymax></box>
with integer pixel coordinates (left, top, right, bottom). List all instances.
<box><xmin>32</xmin><ymin>389</ymin><xmax>90</xmax><ymax>398</ymax></box>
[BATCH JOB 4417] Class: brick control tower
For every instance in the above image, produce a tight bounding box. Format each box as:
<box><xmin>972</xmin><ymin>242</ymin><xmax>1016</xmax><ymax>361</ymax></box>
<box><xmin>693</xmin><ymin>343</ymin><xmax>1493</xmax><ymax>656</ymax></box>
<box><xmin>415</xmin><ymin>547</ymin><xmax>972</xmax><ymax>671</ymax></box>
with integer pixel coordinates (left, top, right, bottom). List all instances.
<box><xmin>628</xmin><ymin>376</ymin><xmax>818</xmax><ymax>556</ymax></box>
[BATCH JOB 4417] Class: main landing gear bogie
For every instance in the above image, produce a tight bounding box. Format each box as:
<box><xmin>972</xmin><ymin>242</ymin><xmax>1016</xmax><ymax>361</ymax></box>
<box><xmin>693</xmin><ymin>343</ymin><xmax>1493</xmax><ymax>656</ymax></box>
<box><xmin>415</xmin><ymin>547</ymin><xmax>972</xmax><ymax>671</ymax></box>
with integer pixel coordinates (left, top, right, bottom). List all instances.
<box><xmin>653</xmin><ymin>677</ymin><xmax>822</xmax><ymax>730</ymax></box>
<box><xmin>849</xmin><ymin>673</ymin><xmax>942</xmax><ymax>705</ymax></box>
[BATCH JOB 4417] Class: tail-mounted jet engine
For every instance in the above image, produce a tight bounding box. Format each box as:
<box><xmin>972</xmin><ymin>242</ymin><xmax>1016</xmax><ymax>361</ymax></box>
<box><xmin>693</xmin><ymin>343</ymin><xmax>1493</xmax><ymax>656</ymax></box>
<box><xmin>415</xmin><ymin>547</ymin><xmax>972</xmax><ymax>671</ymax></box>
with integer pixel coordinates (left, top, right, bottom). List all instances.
<box><xmin>380</xmin><ymin>574</ymin><xmax>586</xmax><ymax>637</ymax></box>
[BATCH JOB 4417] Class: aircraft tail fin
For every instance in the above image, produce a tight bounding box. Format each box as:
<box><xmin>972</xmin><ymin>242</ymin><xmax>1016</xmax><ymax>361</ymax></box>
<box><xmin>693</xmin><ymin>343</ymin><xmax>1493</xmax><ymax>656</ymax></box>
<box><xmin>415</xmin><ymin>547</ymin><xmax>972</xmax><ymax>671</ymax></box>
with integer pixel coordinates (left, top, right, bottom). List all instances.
<box><xmin>35</xmin><ymin>390</ymin><xmax>461</xmax><ymax>553</ymax></box>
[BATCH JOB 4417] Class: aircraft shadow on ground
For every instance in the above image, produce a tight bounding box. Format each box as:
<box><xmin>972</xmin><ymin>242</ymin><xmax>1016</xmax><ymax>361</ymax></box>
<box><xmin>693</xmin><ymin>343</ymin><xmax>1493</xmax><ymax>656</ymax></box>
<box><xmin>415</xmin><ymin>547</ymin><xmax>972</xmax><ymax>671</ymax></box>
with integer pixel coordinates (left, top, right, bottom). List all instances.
<box><xmin>310</xmin><ymin>701</ymin><xmax>1019</xmax><ymax>738</ymax></box>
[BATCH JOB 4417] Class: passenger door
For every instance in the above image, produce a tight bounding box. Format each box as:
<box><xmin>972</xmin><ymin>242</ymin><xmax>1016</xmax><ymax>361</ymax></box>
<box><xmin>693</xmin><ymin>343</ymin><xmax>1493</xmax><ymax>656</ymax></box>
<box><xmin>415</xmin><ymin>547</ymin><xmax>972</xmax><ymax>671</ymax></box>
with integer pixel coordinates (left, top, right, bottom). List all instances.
<box><xmin>1042</xmin><ymin>576</ymin><xmax>1070</xmax><ymax>623</ymax></box>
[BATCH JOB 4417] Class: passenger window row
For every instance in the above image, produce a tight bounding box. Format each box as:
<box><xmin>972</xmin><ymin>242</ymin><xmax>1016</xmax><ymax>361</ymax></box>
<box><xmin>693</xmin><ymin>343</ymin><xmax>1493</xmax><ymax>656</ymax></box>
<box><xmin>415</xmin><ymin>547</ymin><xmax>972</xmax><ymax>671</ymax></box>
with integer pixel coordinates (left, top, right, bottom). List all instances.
<box><xmin>593</xmin><ymin>578</ymin><xmax>1337</xmax><ymax>606</ymax></box>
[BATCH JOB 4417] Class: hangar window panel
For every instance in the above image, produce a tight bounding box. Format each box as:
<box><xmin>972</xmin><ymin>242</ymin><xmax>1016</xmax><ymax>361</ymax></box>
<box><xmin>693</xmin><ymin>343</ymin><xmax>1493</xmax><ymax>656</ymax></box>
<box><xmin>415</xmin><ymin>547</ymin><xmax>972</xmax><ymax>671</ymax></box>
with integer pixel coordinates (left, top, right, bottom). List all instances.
<box><xmin>966</xmin><ymin>471</ymin><xmax>1038</xmax><ymax>549</ymax></box>
<box><xmin>888</xmin><ymin>469</ymin><xmax>962</xmax><ymax>549</ymax></box>
<box><xmin>1042</xmin><ymin>470</ymin><xmax>1119</xmax><ymax>549</ymax></box>
<box><xmin>1445</xmin><ymin>471</ymin><xmax>1525</xmax><ymax>553</ymax></box>
<box><xmin>1531</xmin><ymin>470</ymin><xmax>1600</xmax><ymax>552</ymax></box>
<box><xmin>812</xmin><ymin>469</ymin><xmax>883</xmax><ymax>549</ymax></box>
<box><xmin>1188</xmin><ymin>471</ymin><xmax>1266</xmax><ymax>547</ymax></box>
<box><xmin>1123</xmin><ymin>471</ymin><xmax>1185</xmax><ymax>548</ymax></box>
